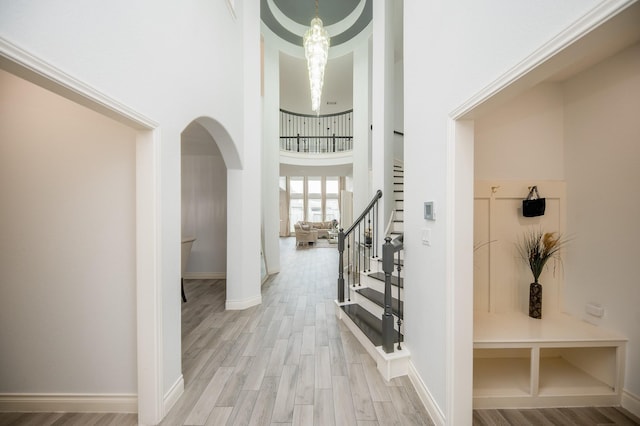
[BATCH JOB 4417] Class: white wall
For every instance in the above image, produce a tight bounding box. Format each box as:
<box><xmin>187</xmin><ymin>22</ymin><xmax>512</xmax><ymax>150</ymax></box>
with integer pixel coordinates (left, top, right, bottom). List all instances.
<box><xmin>263</xmin><ymin>39</ymin><xmax>281</xmax><ymax>274</ymax></box>
<box><xmin>404</xmin><ymin>0</ymin><xmax>602</xmax><ymax>422</ymax></box>
<box><xmin>181</xmin><ymin>152</ymin><xmax>227</xmax><ymax>277</ymax></box>
<box><xmin>394</xmin><ymin>59</ymin><xmax>404</xmax><ymax>162</ymax></box>
<box><xmin>475</xmin><ymin>83</ymin><xmax>565</xmax><ymax>181</ymax></box>
<box><xmin>0</xmin><ymin>0</ymin><xmax>261</xmax><ymax>413</ymax></box>
<box><xmin>0</xmin><ymin>69</ymin><xmax>137</xmax><ymax>393</ymax></box>
<box><xmin>563</xmin><ymin>43</ymin><xmax>640</xmax><ymax>400</ymax></box>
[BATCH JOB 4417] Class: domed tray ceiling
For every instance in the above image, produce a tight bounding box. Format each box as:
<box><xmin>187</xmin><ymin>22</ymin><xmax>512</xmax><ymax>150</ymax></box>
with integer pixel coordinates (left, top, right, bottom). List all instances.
<box><xmin>261</xmin><ymin>0</ymin><xmax>372</xmax><ymax>47</ymax></box>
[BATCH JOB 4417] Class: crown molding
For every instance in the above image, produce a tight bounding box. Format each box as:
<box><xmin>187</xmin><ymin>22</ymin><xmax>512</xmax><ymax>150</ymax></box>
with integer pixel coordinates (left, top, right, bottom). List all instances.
<box><xmin>0</xmin><ymin>37</ymin><xmax>158</xmax><ymax>130</ymax></box>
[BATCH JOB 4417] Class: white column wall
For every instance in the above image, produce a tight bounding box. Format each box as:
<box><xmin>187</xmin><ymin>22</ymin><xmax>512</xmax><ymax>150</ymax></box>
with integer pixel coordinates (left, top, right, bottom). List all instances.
<box><xmin>262</xmin><ymin>41</ymin><xmax>281</xmax><ymax>274</ymax></box>
<box><xmin>394</xmin><ymin>59</ymin><xmax>404</xmax><ymax>162</ymax></box>
<box><xmin>352</xmin><ymin>40</ymin><xmax>371</xmax><ymax>214</ymax></box>
<box><xmin>224</xmin><ymin>0</ymin><xmax>262</xmax><ymax>310</ymax></box>
<box><xmin>371</xmin><ymin>0</ymin><xmax>394</xmax><ymax>234</ymax></box>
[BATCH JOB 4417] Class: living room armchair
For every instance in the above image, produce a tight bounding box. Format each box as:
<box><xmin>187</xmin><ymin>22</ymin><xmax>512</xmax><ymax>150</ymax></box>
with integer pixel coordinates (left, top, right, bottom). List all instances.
<box><xmin>294</xmin><ymin>222</ymin><xmax>318</xmax><ymax>246</ymax></box>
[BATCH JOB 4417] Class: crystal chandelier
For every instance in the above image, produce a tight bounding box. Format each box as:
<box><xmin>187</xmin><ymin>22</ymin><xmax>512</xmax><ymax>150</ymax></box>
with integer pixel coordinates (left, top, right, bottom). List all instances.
<box><xmin>303</xmin><ymin>0</ymin><xmax>330</xmax><ymax>114</ymax></box>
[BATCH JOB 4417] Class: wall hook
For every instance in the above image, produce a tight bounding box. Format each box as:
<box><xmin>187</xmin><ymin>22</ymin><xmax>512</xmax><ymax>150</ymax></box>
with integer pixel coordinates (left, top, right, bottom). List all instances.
<box><xmin>491</xmin><ymin>185</ymin><xmax>500</xmax><ymax>194</ymax></box>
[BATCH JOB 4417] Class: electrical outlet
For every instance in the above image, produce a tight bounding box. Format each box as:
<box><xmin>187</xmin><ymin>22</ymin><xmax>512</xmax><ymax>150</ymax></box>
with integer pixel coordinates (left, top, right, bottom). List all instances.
<box><xmin>586</xmin><ymin>303</ymin><xmax>604</xmax><ymax>318</ymax></box>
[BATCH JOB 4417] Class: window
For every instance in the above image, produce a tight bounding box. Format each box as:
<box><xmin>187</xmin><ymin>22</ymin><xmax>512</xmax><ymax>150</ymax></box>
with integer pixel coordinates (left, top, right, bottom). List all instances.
<box><xmin>307</xmin><ymin>177</ymin><xmax>322</xmax><ymax>195</ymax></box>
<box><xmin>307</xmin><ymin>176</ymin><xmax>322</xmax><ymax>222</ymax></box>
<box><xmin>289</xmin><ymin>199</ymin><xmax>304</xmax><ymax>231</ymax></box>
<box><xmin>326</xmin><ymin>177</ymin><xmax>340</xmax><ymax>223</ymax></box>
<box><xmin>284</xmin><ymin>176</ymin><xmax>343</xmax><ymax>232</ymax></box>
<box><xmin>289</xmin><ymin>177</ymin><xmax>305</xmax><ymax>232</ymax></box>
<box><xmin>325</xmin><ymin>198</ymin><xmax>339</xmax><ymax>221</ymax></box>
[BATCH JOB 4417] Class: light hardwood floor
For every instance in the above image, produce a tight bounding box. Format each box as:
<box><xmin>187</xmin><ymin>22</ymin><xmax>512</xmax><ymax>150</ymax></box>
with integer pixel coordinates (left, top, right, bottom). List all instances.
<box><xmin>160</xmin><ymin>236</ymin><xmax>434</xmax><ymax>426</ymax></box>
<box><xmin>2</xmin><ymin>237</ymin><xmax>639</xmax><ymax>425</ymax></box>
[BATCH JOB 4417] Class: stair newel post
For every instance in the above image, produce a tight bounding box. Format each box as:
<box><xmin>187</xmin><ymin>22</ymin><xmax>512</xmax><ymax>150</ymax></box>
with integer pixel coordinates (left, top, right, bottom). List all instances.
<box><xmin>337</xmin><ymin>228</ymin><xmax>345</xmax><ymax>303</ymax></box>
<box><xmin>382</xmin><ymin>237</ymin><xmax>395</xmax><ymax>353</ymax></box>
<box><xmin>396</xmin><ymin>249</ymin><xmax>402</xmax><ymax>350</ymax></box>
<box><xmin>296</xmin><ymin>133</ymin><xmax>300</xmax><ymax>152</ymax></box>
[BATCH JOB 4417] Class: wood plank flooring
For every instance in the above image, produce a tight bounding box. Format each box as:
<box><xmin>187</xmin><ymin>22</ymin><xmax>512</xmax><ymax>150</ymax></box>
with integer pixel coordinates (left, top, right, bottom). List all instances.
<box><xmin>2</xmin><ymin>237</ymin><xmax>639</xmax><ymax>425</ymax></box>
<box><xmin>161</xmin><ymin>237</ymin><xmax>434</xmax><ymax>426</ymax></box>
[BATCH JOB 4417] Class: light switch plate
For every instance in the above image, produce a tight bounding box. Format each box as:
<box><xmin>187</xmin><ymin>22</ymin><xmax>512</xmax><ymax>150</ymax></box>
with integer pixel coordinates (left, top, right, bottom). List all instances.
<box><xmin>424</xmin><ymin>201</ymin><xmax>435</xmax><ymax>220</ymax></box>
<box><xmin>422</xmin><ymin>228</ymin><xmax>431</xmax><ymax>246</ymax></box>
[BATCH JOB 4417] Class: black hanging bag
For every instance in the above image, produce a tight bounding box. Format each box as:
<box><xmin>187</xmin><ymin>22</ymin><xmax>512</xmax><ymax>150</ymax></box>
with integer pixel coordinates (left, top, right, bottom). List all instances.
<box><xmin>522</xmin><ymin>186</ymin><xmax>545</xmax><ymax>217</ymax></box>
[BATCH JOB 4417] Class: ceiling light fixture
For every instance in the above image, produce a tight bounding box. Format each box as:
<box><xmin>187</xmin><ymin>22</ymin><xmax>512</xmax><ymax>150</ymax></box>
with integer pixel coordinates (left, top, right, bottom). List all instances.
<box><xmin>303</xmin><ymin>0</ymin><xmax>330</xmax><ymax>115</ymax></box>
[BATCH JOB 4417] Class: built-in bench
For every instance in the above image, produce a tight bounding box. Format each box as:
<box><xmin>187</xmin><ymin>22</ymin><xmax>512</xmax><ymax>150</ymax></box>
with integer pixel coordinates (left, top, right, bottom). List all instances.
<box><xmin>473</xmin><ymin>312</ymin><xmax>627</xmax><ymax>409</ymax></box>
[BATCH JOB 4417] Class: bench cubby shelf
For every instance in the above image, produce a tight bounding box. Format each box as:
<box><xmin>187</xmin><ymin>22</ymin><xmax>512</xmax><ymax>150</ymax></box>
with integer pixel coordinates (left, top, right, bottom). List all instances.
<box><xmin>473</xmin><ymin>312</ymin><xmax>627</xmax><ymax>409</ymax></box>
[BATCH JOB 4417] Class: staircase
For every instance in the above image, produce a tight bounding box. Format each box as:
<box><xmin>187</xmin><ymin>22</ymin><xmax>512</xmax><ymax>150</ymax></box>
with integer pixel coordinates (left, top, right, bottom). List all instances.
<box><xmin>391</xmin><ymin>162</ymin><xmax>404</xmax><ymax>238</ymax></box>
<box><xmin>335</xmin><ymin>164</ymin><xmax>410</xmax><ymax>381</ymax></box>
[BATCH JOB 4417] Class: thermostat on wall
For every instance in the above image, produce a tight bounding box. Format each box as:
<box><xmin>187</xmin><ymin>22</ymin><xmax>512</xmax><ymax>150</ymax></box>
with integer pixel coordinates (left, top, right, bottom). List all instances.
<box><xmin>424</xmin><ymin>201</ymin><xmax>435</xmax><ymax>220</ymax></box>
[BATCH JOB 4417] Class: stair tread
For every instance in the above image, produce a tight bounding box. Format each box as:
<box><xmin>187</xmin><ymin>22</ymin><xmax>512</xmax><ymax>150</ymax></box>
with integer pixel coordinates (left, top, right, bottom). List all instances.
<box><xmin>340</xmin><ymin>304</ymin><xmax>402</xmax><ymax>347</ymax></box>
<box><xmin>356</xmin><ymin>287</ymin><xmax>403</xmax><ymax>317</ymax></box>
<box><xmin>367</xmin><ymin>271</ymin><xmax>404</xmax><ymax>288</ymax></box>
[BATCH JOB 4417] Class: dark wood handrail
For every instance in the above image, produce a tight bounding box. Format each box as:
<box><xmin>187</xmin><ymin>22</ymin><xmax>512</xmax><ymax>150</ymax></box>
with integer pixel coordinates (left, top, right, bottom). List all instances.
<box><xmin>337</xmin><ymin>190</ymin><xmax>382</xmax><ymax>304</ymax></box>
<box><xmin>279</xmin><ymin>136</ymin><xmax>352</xmax><ymax>140</ymax></box>
<box><xmin>280</xmin><ymin>108</ymin><xmax>353</xmax><ymax>118</ymax></box>
<box><xmin>343</xmin><ymin>190</ymin><xmax>382</xmax><ymax>236</ymax></box>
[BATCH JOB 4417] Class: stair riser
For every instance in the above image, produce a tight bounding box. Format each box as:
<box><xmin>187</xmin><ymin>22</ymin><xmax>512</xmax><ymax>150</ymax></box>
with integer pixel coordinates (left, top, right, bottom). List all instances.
<box><xmin>360</xmin><ymin>263</ymin><xmax>404</xmax><ymax>280</ymax></box>
<box><xmin>392</xmin><ymin>222</ymin><xmax>403</xmax><ymax>233</ymax></box>
<box><xmin>356</xmin><ymin>259</ymin><xmax>403</xmax><ymax>275</ymax></box>
<box><xmin>375</xmin><ymin>258</ymin><xmax>404</xmax><ymax>272</ymax></box>
<box><xmin>334</xmin><ymin>301</ymin><xmax>411</xmax><ymax>381</ymax></box>
<box><xmin>395</xmin><ymin>201</ymin><xmax>404</xmax><ymax>210</ymax></box>
<box><xmin>358</xmin><ymin>275</ymin><xmax>404</xmax><ymax>299</ymax></box>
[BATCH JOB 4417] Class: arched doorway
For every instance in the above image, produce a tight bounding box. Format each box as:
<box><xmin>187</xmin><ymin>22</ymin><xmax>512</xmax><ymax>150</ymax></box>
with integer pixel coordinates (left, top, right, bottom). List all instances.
<box><xmin>180</xmin><ymin>121</ymin><xmax>229</xmax><ymax>289</ymax></box>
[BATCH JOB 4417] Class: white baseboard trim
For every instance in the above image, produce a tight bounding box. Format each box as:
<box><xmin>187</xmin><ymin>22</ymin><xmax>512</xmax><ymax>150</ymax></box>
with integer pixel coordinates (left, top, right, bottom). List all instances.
<box><xmin>407</xmin><ymin>361</ymin><xmax>445</xmax><ymax>426</ymax></box>
<box><xmin>183</xmin><ymin>272</ymin><xmax>226</xmax><ymax>280</ymax></box>
<box><xmin>163</xmin><ymin>375</ymin><xmax>184</xmax><ymax>416</ymax></box>
<box><xmin>0</xmin><ymin>393</ymin><xmax>137</xmax><ymax>413</ymax></box>
<box><xmin>622</xmin><ymin>389</ymin><xmax>640</xmax><ymax>419</ymax></box>
<box><xmin>226</xmin><ymin>294</ymin><xmax>262</xmax><ymax>310</ymax></box>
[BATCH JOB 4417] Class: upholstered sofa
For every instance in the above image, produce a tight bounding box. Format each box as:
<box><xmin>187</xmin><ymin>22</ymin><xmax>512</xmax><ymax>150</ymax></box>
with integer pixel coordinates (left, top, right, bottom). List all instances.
<box><xmin>294</xmin><ymin>222</ymin><xmax>318</xmax><ymax>245</ymax></box>
<box><xmin>294</xmin><ymin>221</ymin><xmax>336</xmax><ymax>245</ymax></box>
<box><xmin>305</xmin><ymin>221</ymin><xmax>336</xmax><ymax>239</ymax></box>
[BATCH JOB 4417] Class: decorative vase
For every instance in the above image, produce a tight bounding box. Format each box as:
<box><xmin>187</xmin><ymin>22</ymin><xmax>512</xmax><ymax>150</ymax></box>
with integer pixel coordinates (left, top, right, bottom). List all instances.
<box><xmin>529</xmin><ymin>282</ymin><xmax>542</xmax><ymax>319</ymax></box>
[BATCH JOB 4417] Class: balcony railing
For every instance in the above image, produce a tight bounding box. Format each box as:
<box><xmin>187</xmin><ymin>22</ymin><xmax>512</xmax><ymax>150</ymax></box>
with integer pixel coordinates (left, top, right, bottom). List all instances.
<box><xmin>280</xmin><ymin>109</ymin><xmax>353</xmax><ymax>154</ymax></box>
<box><xmin>280</xmin><ymin>135</ymin><xmax>353</xmax><ymax>153</ymax></box>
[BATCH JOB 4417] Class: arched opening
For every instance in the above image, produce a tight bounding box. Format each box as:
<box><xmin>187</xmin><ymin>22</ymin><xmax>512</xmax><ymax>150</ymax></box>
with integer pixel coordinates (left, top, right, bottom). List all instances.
<box><xmin>180</xmin><ymin>120</ymin><xmax>229</xmax><ymax>293</ymax></box>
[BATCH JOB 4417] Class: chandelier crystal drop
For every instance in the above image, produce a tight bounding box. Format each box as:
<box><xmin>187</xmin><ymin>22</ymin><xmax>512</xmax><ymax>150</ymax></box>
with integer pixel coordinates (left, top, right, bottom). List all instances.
<box><xmin>303</xmin><ymin>10</ymin><xmax>330</xmax><ymax>114</ymax></box>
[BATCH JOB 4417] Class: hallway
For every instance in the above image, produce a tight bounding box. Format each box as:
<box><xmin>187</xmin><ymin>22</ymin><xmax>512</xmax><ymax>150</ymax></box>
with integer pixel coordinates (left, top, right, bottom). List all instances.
<box><xmin>2</xmin><ymin>237</ymin><xmax>638</xmax><ymax>425</ymax></box>
<box><xmin>161</xmin><ymin>236</ymin><xmax>433</xmax><ymax>425</ymax></box>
